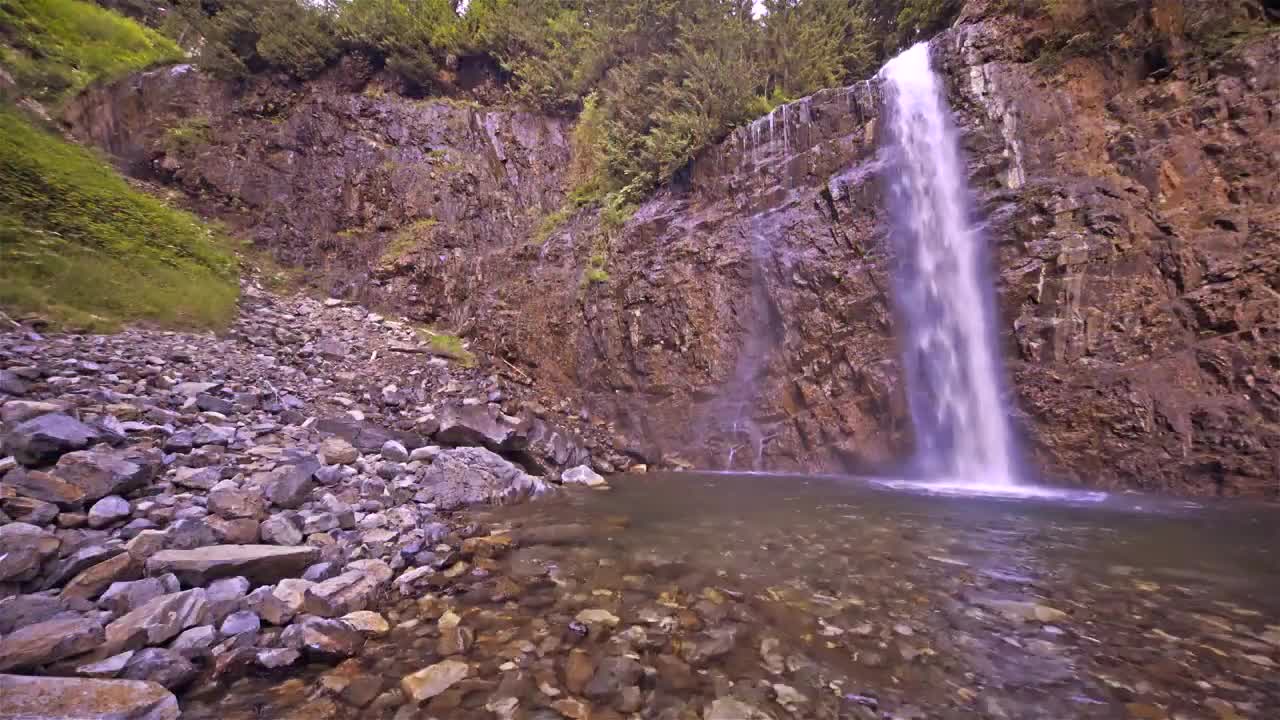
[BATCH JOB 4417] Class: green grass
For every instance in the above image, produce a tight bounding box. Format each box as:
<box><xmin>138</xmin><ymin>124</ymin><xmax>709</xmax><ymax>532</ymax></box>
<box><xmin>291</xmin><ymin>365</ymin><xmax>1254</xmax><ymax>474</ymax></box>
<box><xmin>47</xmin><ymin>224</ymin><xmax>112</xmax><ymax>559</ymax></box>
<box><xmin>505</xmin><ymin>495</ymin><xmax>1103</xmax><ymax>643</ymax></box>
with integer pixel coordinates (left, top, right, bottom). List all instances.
<box><xmin>380</xmin><ymin>218</ymin><xmax>437</xmax><ymax>264</ymax></box>
<box><xmin>0</xmin><ymin>0</ymin><xmax>184</xmax><ymax>105</ymax></box>
<box><xmin>164</xmin><ymin>116</ymin><xmax>212</xmax><ymax>153</ymax></box>
<box><xmin>531</xmin><ymin>204</ymin><xmax>576</xmax><ymax>246</ymax></box>
<box><xmin>415</xmin><ymin>327</ymin><xmax>477</xmax><ymax>367</ymax></box>
<box><xmin>0</xmin><ymin>108</ymin><xmax>239</xmax><ymax>331</ymax></box>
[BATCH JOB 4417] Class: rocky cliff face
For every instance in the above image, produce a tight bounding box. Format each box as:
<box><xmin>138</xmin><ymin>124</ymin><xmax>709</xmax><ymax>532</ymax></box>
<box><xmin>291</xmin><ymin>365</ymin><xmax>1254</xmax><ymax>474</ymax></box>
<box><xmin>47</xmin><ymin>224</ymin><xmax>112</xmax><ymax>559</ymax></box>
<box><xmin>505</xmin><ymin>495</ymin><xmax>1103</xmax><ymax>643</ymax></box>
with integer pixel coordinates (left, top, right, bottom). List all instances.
<box><xmin>67</xmin><ymin>1</ymin><xmax>1280</xmax><ymax>496</ymax></box>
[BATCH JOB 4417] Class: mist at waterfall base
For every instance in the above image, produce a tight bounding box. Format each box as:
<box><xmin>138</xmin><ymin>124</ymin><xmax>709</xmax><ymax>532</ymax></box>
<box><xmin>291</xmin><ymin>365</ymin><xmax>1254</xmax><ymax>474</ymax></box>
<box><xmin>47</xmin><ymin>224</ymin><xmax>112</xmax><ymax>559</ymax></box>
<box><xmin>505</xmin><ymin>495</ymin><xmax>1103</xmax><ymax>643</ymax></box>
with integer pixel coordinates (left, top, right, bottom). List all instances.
<box><xmin>878</xmin><ymin>43</ymin><xmax>1069</xmax><ymax>499</ymax></box>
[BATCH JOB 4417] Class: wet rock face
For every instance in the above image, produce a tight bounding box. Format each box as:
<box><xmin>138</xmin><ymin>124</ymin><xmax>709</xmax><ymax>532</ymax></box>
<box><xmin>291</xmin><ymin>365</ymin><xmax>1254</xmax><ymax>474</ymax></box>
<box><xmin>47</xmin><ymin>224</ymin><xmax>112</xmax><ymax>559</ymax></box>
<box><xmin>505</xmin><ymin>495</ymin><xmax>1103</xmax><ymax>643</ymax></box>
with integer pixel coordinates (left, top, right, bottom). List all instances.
<box><xmin>63</xmin><ymin>1</ymin><xmax>1280</xmax><ymax>495</ymax></box>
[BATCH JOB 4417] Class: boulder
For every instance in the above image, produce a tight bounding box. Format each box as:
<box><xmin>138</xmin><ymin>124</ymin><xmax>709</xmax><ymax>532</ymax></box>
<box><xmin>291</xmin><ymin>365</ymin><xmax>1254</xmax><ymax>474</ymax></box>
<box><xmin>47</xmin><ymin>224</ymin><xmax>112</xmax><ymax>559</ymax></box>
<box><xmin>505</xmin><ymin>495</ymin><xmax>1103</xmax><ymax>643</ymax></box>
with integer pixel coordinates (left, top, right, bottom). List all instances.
<box><xmin>0</xmin><ymin>674</ymin><xmax>179</xmax><ymax>720</ymax></box>
<box><xmin>291</xmin><ymin>616</ymin><xmax>365</xmax><ymax>660</ymax></box>
<box><xmin>171</xmin><ymin>466</ymin><xmax>219</xmax><ymax>490</ymax></box>
<box><xmin>102</xmin><ymin>589</ymin><xmax>208</xmax><ymax>655</ymax></box>
<box><xmin>0</xmin><ymin>522</ymin><xmax>59</xmax><ymax>583</ymax></box>
<box><xmin>50</xmin><ymin>447</ymin><xmax>160</xmax><ymax>503</ymax></box>
<box><xmin>1</xmin><ymin>467</ymin><xmax>86</xmax><ymax>505</ymax></box>
<box><xmin>0</xmin><ymin>616</ymin><xmax>105</xmax><ymax>671</ymax></box>
<box><xmin>1</xmin><ymin>400</ymin><xmax>67</xmax><ymax>425</ymax></box>
<box><xmin>145</xmin><ymin>545</ymin><xmax>319</xmax><ymax>586</ymax></box>
<box><xmin>246</xmin><ymin>578</ymin><xmax>312</xmax><ymax>625</ymax></box>
<box><xmin>302</xmin><ymin>570</ymin><xmax>383</xmax><ymax>618</ymax></box>
<box><xmin>120</xmin><ymin>648</ymin><xmax>197</xmax><ymax>691</ymax></box>
<box><xmin>561</xmin><ymin>465</ymin><xmax>606</xmax><ymax>487</ymax></box>
<box><xmin>98</xmin><ymin>577</ymin><xmax>173</xmax><ymax>615</ymax></box>
<box><xmin>207</xmin><ymin>488</ymin><xmax>266</xmax><ymax>520</ymax></box>
<box><xmin>318</xmin><ymin>437</ymin><xmax>359</xmax><ymax>465</ymax></box>
<box><xmin>61</xmin><ymin>552</ymin><xmax>143</xmax><ymax>601</ymax></box>
<box><xmin>413</xmin><ymin>447</ymin><xmax>551</xmax><ymax>511</ymax></box>
<box><xmin>87</xmin><ymin>495</ymin><xmax>132</xmax><ymax>529</ymax></box>
<box><xmin>435</xmin><ymin>403</ymin><xmax>526</xmax><ymax>451</ymax></box>
<box><xmin>0</xmin><ymin>593</ymin><xmax>67</xmax><ymax>634</ymax></box>
<box><xmin>260</xmin><ymin>513</ymin><xmax>304</xmax><ymax>546</ymax></box>
<box><xmin>261</xmin><ymin>459</ymin><xmax>318</xmax><ymax>509</ymax></box>
<box><xmin>3</xmin><ymin>414</ymin><xmax>99</xmax><ymax>466</ymax></box>
<box><xmin>380</xmin><ymin>440</ymin><xmax>408</xmax><ymax>463</ymax></box>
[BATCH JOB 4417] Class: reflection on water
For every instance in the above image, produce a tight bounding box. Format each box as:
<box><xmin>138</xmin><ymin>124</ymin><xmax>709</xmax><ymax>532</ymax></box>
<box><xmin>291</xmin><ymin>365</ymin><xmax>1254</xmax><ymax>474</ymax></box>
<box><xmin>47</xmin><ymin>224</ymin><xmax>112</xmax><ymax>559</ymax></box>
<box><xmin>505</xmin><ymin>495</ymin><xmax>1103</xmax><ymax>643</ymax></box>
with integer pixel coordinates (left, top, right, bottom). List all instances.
<box><xmin>190</xmin><ymin>472</ymin><xmax>1280</xmax><ymax>720</ymax></box>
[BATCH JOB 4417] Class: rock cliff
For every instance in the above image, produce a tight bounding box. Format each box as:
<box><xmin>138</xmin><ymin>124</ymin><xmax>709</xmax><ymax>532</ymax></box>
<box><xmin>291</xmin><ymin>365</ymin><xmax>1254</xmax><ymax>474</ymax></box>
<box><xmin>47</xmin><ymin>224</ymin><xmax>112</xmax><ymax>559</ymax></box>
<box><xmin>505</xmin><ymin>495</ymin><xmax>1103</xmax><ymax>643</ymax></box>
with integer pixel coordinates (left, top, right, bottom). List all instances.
<box><xmin>67</xmin><ymin>1</ymin><xmax>1280</xmax><ymax>496</ymax></box>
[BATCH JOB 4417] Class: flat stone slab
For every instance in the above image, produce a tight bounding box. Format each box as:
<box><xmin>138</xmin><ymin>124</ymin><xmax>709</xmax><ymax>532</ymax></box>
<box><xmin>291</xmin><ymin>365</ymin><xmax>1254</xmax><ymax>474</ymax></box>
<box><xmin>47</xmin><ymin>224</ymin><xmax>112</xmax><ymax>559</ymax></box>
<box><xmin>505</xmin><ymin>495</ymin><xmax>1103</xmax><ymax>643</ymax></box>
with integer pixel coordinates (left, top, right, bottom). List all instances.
<box><xmin>145</xmin><ymin>545</ymin><xmax>319</xmax><ymax>587</ymax></box>
<box><xmin>0</xmin><ymin>673</ymin><xmax>178</xmax><ymax>719</ymax></box>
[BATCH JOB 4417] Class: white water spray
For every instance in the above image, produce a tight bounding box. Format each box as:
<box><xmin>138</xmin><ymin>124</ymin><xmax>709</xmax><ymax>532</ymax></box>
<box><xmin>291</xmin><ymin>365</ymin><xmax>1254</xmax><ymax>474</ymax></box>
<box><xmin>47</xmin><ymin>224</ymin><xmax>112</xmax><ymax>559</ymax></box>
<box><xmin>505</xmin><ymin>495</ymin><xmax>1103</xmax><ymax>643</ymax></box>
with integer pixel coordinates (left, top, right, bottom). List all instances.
<box><xmin>880</xmin><ymin>42</ymin><xmax>1018</xmax><ymax>490</ymax></box>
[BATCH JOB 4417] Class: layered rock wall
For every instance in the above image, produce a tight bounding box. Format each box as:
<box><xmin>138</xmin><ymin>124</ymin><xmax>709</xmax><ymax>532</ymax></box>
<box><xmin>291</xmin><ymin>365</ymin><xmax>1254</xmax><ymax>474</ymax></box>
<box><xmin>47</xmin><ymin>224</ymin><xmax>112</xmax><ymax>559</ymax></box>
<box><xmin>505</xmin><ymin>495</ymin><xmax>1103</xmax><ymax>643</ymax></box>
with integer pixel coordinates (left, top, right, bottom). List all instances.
<box><xmin>67</xmin><ymin>2</ymin><xmax>1280</xmax><ymax>495</ymax></box>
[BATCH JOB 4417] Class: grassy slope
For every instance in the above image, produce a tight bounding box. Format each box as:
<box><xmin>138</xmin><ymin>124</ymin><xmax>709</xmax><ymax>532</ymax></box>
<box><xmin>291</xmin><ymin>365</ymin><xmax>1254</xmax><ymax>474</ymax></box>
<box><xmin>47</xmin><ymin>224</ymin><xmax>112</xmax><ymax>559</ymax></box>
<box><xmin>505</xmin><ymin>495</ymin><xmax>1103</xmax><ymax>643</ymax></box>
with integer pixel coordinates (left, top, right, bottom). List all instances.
<box><xmin>0</xmin><ymin>0</ymin><xmax>239</xmax><ymax>331</ymax></box>
<box><xmin>0</xmin><ymin>0</ymin><xmax>183</xmax><ymax>105</ymax></box>
<box><xmin>0</xmin><ymin>108</ymin><xmax>238</xmax><ymax>332</ymax></box>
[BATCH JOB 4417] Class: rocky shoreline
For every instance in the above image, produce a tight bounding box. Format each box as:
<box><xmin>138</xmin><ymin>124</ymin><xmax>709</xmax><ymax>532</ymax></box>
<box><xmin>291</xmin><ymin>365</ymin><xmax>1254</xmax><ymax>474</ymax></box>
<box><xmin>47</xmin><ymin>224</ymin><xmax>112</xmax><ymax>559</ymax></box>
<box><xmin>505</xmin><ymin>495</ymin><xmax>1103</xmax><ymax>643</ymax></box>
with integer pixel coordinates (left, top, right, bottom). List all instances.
<box><xmin>0</xmin><ymin>283</ymin><xmax>618</xmax><ymax>718</ymax></box>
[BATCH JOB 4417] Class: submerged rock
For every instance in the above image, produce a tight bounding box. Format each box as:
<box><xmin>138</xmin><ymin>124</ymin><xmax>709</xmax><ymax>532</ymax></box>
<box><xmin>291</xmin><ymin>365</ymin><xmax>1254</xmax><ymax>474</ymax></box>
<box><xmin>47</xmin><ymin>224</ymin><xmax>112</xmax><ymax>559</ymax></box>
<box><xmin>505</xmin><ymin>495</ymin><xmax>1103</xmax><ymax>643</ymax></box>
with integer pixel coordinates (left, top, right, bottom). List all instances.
<box><xmin>401</xmin><ymin>658</ymin><xmax>470</xmax><ymax>702</ymax></box>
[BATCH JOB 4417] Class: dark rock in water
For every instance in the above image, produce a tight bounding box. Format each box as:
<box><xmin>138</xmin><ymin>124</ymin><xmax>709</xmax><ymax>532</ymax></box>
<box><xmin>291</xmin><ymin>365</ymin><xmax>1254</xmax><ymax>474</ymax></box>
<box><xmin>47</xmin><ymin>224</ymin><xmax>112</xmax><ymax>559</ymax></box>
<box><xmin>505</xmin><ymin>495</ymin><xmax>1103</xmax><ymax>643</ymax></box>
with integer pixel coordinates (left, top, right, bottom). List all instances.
<box><xmin>145</xmin><ymin>545</ymin><xmax>320</xmax><ymax>586</ymax></box>
<box><xmin>287</xmin><ymin>616</ymin><xmax>365</xmax><ymax>660</ymax></box>
<box><xmin>4</xmin><ymin>414</ymin><xmax>99</xmax><ymax>466</ymax></box>
<box><xmin>413</xmin><ymin>447</ymin><xmax>550</xmax><ymax>511</ymax></box>
<box><xmin>0</xmin><ymin>674</ymin><xmax>179</xmax><ymax>720</ymax></box>
<box><xmin>120</xmin><ymin>647</ymin><xmax>198</xmax><ymax>690</ymax></box>
<box><xmin>0</xmin><ymin>615</ymin><xmax>105</xmax><ymax>671</ymax></box>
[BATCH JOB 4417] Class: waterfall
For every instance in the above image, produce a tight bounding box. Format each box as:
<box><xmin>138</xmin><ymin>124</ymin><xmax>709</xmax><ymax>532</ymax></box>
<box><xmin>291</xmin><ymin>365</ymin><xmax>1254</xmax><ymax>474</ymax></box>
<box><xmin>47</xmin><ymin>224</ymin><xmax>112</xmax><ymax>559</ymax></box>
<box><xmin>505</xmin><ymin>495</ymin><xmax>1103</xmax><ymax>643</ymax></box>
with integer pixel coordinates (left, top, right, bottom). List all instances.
<box><xmin>880</xmin><ymin>43</ymin><xmax>1018</xmax><ymax>489</ymax></box>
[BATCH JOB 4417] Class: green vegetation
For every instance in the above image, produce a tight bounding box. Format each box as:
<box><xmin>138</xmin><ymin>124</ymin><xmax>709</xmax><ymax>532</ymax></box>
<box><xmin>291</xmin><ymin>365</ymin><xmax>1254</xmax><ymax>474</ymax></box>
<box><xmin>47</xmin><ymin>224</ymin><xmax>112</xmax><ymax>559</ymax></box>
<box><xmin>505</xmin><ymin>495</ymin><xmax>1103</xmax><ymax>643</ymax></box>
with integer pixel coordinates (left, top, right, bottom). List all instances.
<box><xmin>380</xmin><ymin>218</ymin><xmax>436</xmax><ymax>264</ymax></box>
<box><xmin>0</xmin><ymin>108</ymin><xmax>238</xmax><ymax>331</ymax></box>
<box><xmin>0</xmin><ymin>0</ymin><xmax>183</xmax><ymax>104</ymax></box>
<box><xmin>415</xmin><ymin>326</ymin><xmax>476</xmax><ymax>366</ymax></box>
<box><xmin>163</xmin><ymin>115</ymin><xmax>212</xmax><ymax>153</ymax></box>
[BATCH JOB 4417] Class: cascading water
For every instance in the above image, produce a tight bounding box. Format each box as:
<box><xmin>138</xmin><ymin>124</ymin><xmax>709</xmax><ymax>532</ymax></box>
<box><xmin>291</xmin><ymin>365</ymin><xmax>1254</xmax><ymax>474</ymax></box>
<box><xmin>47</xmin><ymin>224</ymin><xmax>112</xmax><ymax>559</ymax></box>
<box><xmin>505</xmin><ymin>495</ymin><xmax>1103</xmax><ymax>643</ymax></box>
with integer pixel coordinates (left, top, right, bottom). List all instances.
<box><xmin>880</xmin><ymin>42</ymin><xmax>1019</xmax><ymax>490</ymax></box>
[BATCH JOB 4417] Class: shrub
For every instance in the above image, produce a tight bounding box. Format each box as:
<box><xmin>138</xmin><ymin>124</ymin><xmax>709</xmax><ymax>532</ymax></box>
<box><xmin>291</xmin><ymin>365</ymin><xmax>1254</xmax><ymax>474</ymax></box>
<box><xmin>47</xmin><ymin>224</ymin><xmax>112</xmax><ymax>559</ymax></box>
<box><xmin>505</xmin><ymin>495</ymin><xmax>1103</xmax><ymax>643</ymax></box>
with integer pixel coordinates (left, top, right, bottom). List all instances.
<box><xmin>0</xmin><ymin>0</ymin><xmax>183</xmax><ymax>104</ymax></box>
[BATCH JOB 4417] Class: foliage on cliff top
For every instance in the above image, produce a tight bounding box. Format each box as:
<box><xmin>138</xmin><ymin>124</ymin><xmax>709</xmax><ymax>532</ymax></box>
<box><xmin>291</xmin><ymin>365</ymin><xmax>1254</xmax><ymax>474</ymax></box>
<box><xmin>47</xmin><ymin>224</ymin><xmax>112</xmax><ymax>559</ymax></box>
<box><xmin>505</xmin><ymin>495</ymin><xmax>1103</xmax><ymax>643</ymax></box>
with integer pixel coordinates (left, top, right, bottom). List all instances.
<box><xmin>0</xmin><ymin>0</ymin><xmax>183</xmax><ymax>104</ymax></box>
<box><xmin>0</xmin><ymin>108</ymin><xmax>238</xmax><ymax>331</ymax></box>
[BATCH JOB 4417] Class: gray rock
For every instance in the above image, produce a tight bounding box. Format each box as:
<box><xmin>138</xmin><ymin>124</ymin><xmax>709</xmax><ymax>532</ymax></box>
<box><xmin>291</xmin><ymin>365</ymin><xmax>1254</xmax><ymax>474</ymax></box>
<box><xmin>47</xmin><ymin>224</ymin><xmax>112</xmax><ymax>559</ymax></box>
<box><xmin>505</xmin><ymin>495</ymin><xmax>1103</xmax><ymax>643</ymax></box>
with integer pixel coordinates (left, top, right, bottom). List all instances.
<box><xmin>2</xmin><ymin>466</ymin><xmax>87</xmax><ymax>505</ymax></box>
<box><xmin>3</xmin><ymin>413</ymin><xmax>99</xmax><ymax>466</ymax></box>
<box><xmin>318</xmin><ymin>437</ymin><xmax>359</xmax><ymax>465</ymax></box>
<box><xmin>413</xmin><ymin>447</ymin><xmax>551</xmax><ymax>510</ymax></box>
<box><xmin>2</xmin><ymin>493</ymin><xmax>59</xmax><ymax>525</ymax></box>
<box><xmin>0</xmin><ymin>522</ymin><xmax>59</xmax><ymax>582</ymax></box>
<box><xmin>260</xmin><ymin>513</ymin><xmax>304</xmax><ymax>546</ymax></box>
<box><xmin>255</xmin><ymin>647</ymin><xmax>301</xmax><ymax>669</ymax></box>
<box><xmin>169</xmin><ymin>625</ymin><xmax>218</xmax><ymax>659</ymax></box>
<box><xmin>121</xmin><ymin>648</ymin><xmax>197</xmax><ymax>690</ymax></box>
<box><xmin>261</xmin><ymin>459</ymin><xmax>318</xmax><ymax>509</ymax></box>
<box><xmin>381</xmin><ymin>440</ymin><xmax>409</xmax><ymax>463</ymax></box>
<box><xmin>165</xmin><ymin>517</ymin><xmax>217</xmax><ymax>550</ymax></box>
<box><xmin>195</xmin><ymin>393</ymin><xmax>233</xmax><ymax>415</ymax></box>
<box><xmin>408</xmin><ymin>445</ymin><xmax>441</xmax><ymax>462</ymax></box>
<box><xmin>245</xmin><ymin>578</ymin><xmax>312</xmax><ymax>625</ymax></box>
<box><xmin>75</xmin><ymin>650</ymin><xmax>135</xmax><ymax>679</ymax></box>
<box><xmin>219</xmin><ymin>610</ymin><xmax>261</xmax><ymax>636</ymax></box>
<box><xmin>303</xmin><ymin>561</ymin><xmax>341</xmax><ymax>582</ymax></box>
<box><xmin>61</xmin><ymin>552</ymin><xmax>142</xmax><ymax>601</ymax></box>
<box><xmin>0</xmin><ymin>674</ymin><xmax>179</xmax><ymax>720</ymax></box>
<box><xmin>145</xmin><ymin>545</ymin><xmax>319</xmax><ymax>586</ymax></box>
<box><xmin>98</xmin><ymin>577</ymin><xmax>170</xmax><ymax>615</ymax></box>
<box><xmin>0</xmin><ymin>593</ymin><xmax>67</xmax><ymax>633</ymax></box>
<box><xmin>171</xmin><ymin>466</ymin><xmax>219</xmax><ymax>490</ymax></box>
<box><xmin>0</xmin><ymin>616</ymin><xmax>105</xmax><ymax>671</ymax></box>
<box><xmin>50</xmin><ymin>447</ymin><xmax>160</xmax><ymax>502</ymax></box>
<box><xmin>205</xmin><ymin>576</ymin><xmax>250</xmax><ymax>623</ymax></box>
<box><xmin>192</xmin><ymin>424</ymin><xmax>235</xmax><ymax>446</ymax></box>
<box><xmin>1</xmin><ymin>400</ymin><xmax>67</xmax><ymax>425</ymax></box>
<box><xmin>207</xmin><ymin>488</ymin><xmax>266</xmax><ymax>519</ymax></box>
<box><xmin>102</xmin><ymin>589</ymin><xmax>208</xmax><ymax>655</ymax></box>
<box><xmin>434</xmin><ymin>403</ymin><xmax>526</xmax><ymax>451</ymax></box>
<box><xmin>88</xmin><ymin>495</ymin><xmax>132</xmax><ymax>529</ymax></box>
<box><xmin>302</xmin><ymin>570</ymin><xmax>383</xmax><ymax>618</ymax></box>
<box><xmin>561</xmin><ymin>464</ymin><xmax>606</xmax><ymax>487</ymax></box>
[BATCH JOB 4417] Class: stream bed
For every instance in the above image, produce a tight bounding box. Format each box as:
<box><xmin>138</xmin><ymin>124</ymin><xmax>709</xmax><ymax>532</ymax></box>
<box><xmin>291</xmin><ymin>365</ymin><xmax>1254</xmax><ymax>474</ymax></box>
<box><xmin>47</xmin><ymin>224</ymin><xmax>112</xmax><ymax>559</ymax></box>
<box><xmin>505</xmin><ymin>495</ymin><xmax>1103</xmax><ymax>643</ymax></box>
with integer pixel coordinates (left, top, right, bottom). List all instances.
<box><xmin>188</xmin><ymin>472</ymin><xmax>1280</xmax><ymax>719</ymax></box>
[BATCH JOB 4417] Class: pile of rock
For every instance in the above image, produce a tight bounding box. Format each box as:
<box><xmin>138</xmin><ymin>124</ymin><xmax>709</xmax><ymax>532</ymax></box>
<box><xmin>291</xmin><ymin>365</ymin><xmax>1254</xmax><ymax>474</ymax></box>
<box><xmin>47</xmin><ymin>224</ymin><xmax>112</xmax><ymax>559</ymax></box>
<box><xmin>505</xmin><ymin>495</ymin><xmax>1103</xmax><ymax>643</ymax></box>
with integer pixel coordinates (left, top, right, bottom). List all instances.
<box><xmin>0</xmin><ymin>284</ymin><xmax>615</xmax><ymax>717</ymax></box>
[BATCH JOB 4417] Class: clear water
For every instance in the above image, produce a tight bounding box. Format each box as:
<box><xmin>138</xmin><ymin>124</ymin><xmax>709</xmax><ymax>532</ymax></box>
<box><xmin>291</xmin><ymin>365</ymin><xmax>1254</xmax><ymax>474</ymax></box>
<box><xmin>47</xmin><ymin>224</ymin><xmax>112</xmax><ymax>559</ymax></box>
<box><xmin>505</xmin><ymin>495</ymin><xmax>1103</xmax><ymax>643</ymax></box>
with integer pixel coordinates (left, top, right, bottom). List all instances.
<box><xmin>193</xmin><ymin>474</ymin><xmax>1280</xmax><ymax>720</ymax></box>
<box><xmin>882</xmin><ymin>43</ymin><xmax>1019</xmax><ymax>489</ymax></box>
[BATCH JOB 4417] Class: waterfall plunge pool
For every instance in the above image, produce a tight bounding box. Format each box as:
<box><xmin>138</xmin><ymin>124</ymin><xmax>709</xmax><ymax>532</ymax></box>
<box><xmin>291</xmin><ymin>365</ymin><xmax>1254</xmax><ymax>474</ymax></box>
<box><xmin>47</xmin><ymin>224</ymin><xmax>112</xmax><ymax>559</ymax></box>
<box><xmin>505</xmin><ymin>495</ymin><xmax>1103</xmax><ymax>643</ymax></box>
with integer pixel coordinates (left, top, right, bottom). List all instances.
<box><xmin>190</xmin><ymin>471</ymin><xmax>1280</xmax><ymax>720</ymax></box>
